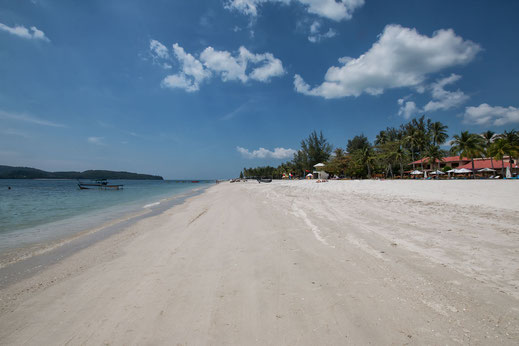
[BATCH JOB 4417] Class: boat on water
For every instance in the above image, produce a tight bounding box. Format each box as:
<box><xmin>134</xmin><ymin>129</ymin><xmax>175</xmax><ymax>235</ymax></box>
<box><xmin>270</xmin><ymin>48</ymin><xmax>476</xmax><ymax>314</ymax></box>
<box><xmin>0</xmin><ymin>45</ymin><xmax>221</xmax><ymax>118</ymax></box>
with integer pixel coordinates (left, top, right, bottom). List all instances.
<box><xmin>78</xmin><ymin>179</ymin><xmax>124</xmax><ymax>190</ymax></box>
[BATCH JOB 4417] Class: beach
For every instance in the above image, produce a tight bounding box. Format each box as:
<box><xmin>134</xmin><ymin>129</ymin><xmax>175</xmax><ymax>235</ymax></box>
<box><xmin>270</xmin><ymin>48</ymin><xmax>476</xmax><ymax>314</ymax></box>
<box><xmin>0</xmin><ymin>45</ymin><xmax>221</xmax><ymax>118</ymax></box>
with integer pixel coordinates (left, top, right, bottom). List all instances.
<box><xmin>1</xmin><ymin>180</ymin><xmax>518</xmax><ymax>344</ymax></box>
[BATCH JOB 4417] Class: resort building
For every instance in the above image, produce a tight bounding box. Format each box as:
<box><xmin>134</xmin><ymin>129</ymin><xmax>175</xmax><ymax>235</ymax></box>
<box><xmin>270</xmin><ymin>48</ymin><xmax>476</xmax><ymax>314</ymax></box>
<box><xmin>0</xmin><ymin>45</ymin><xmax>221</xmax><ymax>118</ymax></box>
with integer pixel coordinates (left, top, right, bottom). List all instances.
<box><xmin>410</xmin><ymin>156</ymin><xmax>471</xmax><ymax>170</ymax></box>
<box><xmin>410</xmin><ymin>156</ymin><xmax>518</xmax><ymax>174</ymax></box>
<box><xmin>458</xmin><ymin>157</ymin><xmax>518</xmax><ymax>171</ymax></box>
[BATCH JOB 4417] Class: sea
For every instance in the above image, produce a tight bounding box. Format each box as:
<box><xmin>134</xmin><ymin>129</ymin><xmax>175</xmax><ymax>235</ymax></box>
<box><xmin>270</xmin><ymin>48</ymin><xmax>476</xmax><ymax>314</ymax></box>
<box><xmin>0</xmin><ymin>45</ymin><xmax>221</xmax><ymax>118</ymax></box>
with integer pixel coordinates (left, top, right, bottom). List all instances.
<box><xmin>0</xmin><ymin>179</ymin><xmax>213</xmax><ymax>261</ymax></box>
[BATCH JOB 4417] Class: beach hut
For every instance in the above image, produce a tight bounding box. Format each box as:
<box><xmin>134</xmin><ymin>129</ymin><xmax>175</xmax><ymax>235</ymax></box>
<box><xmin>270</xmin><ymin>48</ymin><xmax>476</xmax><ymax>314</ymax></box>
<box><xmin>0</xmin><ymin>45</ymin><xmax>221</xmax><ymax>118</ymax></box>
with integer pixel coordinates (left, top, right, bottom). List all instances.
<box><xmin>313</xmin><ymin>163</ymin><xmax>328</xmax><ymax>180</ymax></box>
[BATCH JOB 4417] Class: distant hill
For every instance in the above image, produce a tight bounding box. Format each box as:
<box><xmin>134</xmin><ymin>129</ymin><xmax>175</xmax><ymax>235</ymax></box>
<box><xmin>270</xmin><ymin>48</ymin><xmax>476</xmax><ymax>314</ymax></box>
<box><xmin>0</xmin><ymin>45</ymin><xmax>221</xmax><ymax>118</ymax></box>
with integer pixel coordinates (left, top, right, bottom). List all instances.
<box><xmin>0</xmin><ymin>165</ymin><xmax>163</xmax><ymax>180</ymax></box>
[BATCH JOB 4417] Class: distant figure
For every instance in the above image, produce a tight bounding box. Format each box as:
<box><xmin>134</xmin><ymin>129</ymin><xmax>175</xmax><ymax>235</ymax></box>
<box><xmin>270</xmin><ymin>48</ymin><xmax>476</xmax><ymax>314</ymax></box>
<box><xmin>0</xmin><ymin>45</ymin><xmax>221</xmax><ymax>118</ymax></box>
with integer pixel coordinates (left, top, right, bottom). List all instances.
<box><xmin>8</xmin><ymin>186</ymin><xmax>11</xmax><ymax>190</ymax></box>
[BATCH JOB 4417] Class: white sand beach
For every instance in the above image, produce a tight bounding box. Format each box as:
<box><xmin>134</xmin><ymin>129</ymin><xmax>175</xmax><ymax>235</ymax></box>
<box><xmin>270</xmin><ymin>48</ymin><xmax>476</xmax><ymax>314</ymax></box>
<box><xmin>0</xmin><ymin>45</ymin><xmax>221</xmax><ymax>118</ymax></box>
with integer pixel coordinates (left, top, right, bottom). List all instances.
<box><xmin>1</xmin><ymin>180</ymin><xmax>518</xmax><ymax>345</ymax></box>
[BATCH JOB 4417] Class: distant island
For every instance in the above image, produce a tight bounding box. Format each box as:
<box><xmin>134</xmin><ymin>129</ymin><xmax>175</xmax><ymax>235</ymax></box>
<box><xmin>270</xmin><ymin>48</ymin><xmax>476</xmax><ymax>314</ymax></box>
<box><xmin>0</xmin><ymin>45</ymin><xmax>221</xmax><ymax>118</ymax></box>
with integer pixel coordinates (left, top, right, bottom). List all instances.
<box><xmin>0</xmin><ymin>165</ymin><xmax>163</xmax><ymax>180</ymax></box>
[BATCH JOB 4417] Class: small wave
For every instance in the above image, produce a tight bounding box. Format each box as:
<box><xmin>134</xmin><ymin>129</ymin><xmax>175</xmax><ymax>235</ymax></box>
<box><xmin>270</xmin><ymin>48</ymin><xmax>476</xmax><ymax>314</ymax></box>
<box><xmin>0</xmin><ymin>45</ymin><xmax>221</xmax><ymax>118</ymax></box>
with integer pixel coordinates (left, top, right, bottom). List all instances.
<box><xmin>143</xmin><ymin>201</ymin><xmax>160</xmax><ymax>209</ymax></box>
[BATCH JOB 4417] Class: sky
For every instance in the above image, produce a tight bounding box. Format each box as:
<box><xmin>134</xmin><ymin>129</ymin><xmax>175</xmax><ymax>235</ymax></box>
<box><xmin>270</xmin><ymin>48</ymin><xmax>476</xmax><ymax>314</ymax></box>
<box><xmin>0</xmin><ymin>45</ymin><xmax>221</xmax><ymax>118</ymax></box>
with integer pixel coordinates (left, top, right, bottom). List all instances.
<box><xmin>1</xmin><ymin>0</ymin><xmax>518</xmax><ymax>179</ymax></box>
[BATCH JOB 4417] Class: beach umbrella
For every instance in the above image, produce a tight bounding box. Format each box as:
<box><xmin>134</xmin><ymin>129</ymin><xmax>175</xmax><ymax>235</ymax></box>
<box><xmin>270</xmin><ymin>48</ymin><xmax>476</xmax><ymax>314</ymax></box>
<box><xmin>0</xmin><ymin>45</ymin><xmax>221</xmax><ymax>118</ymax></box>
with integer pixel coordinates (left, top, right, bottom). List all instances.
<box><xmin>313</xmin><ymin>163</ymin><xmax>325</xmax><ymax>168</ymax></box>
<box><xmin>447</xmin><ymin>168</ymin><xmax>456</xmax><ymax>178</ymax></box>
<box><xmin>306</xmin><ymin>173</ymin><xmax>313</xmax><ymax>177</ymax></box>
<box><xmin>455</xmin><ymin>168</ymin><xmax>472</xmax><ymax>174</ymax></box>
<box><xmin>430</xmin><ymin>170</ymin><xmax>445</xmax><ymax>175</ymax></box>
<box><xmin>506</xmin><ymin>166</ymin><xmax>512</xmax><ymax>179</ymax></box>
<box><xmin>478</xmin><ymin>168</ymin><xmax>496</xmax><ymax>172</ymax></box>
<box><xmin>410</xmin><ymin>170</ymin><xmax>422</xmax><ymax>175</ymax></box>
<box><xmin>424</xmin><ymin>171</ymin><xmax>427</xmax><ymax>178</ymax></box>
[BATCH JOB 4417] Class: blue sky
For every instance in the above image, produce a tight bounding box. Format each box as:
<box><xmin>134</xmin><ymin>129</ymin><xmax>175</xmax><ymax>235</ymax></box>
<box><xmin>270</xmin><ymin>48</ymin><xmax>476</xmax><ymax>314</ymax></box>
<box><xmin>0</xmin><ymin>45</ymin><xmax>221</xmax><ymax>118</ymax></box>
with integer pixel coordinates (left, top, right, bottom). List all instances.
<box><xmin>1</xmin><ymin>0</ymin><xmax>518</xmax><ymax>179</ymax></box>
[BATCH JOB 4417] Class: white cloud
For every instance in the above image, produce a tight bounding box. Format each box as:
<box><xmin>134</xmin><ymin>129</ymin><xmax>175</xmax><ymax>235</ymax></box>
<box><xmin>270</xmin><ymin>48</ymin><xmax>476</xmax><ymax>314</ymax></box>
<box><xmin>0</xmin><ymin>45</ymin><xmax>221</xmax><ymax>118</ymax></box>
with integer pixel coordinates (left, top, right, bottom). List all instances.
<box><xmin>149</xmin><ymin>39</ymin><xmax>172</xmax><ymax>69</ymax></box>
<box><xmin>225</xmin><ymin>0</ymin><xmax>265</xmax><ymax>17</ymax></box>
<box><xmin>397</xmin><ymin>74</ymin><xmax>468</xmax><ymax>119</ymax></box>
<box><xmin>200</xmin><ymin>47</ymin><xmax>247</xmax><ymax>82</ymax></box>
<box><xmin>150</xmin><ymin>39</ymin><xmax>169</xmax><ymax>59</ymax></box>
<box><xmin>237</xmin><ymin>146</ymin><xmax>296</xmax><ymax>159</ymax></box>
<box><xmin>397</xmin><ymin>99</ymin><xmax>418</xmax><ymax>119</ymax></box>
<box><xmin>415</xmin><ymin>85</ymin><xmax>426</xmax><ymax>94</ymax></box>
<box><xmin>162</xmin><ymin>73</ymin><xmax>202</xmax><ymax>92</ymax></box>
<box><xmin>160</xmin><ymin>43</ymin><xmax>213</xmax><ymax>92</ymax></box>
<box><xmin>87</xmin><ymin>137</ymin><xmax>104</xmax><ymax>145</ymax></box>
<box><xmin>309</xmin><ymin>20</ymin><xmax>320</xmax><ymax>34</ymax></box>
<box><xmin>299</xmin><ymin>0</ymin><xmax>364</xmax><ymax>21</ymax></box>
<box><xmin>308</xmin><ymin>21</ymin><xmax>336</xmax><ymax>43</ymax></box>
<box><xmin>247</xmin><ymin>52</ymin><xmax>285</xmax><ymax>82</ymax></box>
<box><xmin>423</xmin><ymin>74</ymin><xmax>468</xmax><ymax>112</ymax></box>
<box><xmin>294</xmin><ymin>24</ymin><xmax>481</xmax><ymax>99</ymax></box>
<box><xmin>159</xmin><ymin>43</ymin><xmax>285</xmax><ymax>92</ymax></box>
<box><xmin>0</xmin><ymin>110</ymin><xmax>65</xmax><ymax>127</ymax></box>
<box><xmin>0</xmin><ymin>22</ymin><xmax>49</xmax><ymax>41</ymax></box>
<box><xmin>464</xmin><ymin>104</ymin><xmax>519</xmax><ymax>126</ymax></box>
<box><xmin>225</xmin><ymin>0</ymin><xmax>364</xmax><ymax>21</ymax></box>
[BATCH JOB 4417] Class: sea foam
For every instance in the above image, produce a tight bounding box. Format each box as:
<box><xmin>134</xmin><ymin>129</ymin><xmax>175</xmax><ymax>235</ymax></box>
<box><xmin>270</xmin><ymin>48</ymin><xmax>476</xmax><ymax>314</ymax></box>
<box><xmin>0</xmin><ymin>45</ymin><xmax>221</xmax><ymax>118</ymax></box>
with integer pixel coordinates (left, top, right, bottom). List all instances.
<box><xmin>143</xmin><ymin>201</ymin><xmax>161</xmax><ymax>209</ymax></box>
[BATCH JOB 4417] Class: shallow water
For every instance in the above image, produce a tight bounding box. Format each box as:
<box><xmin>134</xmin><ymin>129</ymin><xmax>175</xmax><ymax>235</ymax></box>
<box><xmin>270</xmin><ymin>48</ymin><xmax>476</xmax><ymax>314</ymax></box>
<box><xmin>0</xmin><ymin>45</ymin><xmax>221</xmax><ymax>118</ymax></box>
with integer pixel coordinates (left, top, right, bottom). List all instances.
<box><xmin>0</xmin><ymin>179</ymin><xmax>213</xmax><ymax>254</ymax></box>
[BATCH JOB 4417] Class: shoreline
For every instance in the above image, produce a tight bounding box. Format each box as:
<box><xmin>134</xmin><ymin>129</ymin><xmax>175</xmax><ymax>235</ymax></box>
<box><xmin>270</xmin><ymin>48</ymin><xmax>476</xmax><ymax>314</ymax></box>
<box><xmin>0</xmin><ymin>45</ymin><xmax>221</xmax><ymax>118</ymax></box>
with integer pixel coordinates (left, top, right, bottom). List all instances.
<box><xmin>1</xmin><ymin>180</ymin><xmax>518</xmax><ymax>344</ymax></box>
<box><xmin>0</xmin><ymin>185</ymin><xmax>210</xmax><ymax>288</ymax></box>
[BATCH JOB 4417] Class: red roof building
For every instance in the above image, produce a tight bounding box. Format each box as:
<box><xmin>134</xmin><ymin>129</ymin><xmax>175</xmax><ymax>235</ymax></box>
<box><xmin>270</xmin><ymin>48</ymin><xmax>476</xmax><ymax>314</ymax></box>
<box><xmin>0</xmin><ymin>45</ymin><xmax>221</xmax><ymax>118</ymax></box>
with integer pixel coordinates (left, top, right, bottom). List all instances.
<box><xmin>458</xmin><ymin>157</ymin><xmax>518</xmax><ymax>171</ymax></box>
<box><xmin>409</xmin><ymin>156</ymin><xmax>471</xmax><ymax>170</ymax></box>
<box><xmin>410</xmin><ymin>156</ymin><xmax>518</xmax><ymax>173</ymax></box>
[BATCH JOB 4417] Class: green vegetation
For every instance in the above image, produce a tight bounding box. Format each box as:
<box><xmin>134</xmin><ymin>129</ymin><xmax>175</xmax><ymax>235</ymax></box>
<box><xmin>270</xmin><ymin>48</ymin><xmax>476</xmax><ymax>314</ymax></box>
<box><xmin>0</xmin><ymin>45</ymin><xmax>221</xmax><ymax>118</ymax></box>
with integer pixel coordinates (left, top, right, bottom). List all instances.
<box><xmin>488</xmin><ymin>130</ymin><xmax>519</xmax><ymax>177</ymax></box>
<box><xmin>0</xmin><ymin>165</ymin><xmax>163</xmax><ymax>180</ymax></box>
<box><xmin>240</xmin><ymin>115</ymin><xmax>519</xmax><ymax>180</ymax></box>
<box><xmin>450</xmin><ymin>131</ymin><xmax>485</xmax><ymax>179</ymax></box>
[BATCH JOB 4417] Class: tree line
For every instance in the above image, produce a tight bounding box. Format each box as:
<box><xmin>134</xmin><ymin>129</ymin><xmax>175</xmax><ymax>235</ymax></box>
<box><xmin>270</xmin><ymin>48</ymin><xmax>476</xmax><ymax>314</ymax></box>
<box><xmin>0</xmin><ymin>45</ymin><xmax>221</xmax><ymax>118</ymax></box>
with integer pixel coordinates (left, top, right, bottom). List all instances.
<box><xmin>0</xmin><ymin>165</ymin><xmax>164</xmax><ymax>180</ymax></box>
<box><xmin>240</xmin><ymin>116</ymin><xmax>519</xmax><ymax>179</ymax></box>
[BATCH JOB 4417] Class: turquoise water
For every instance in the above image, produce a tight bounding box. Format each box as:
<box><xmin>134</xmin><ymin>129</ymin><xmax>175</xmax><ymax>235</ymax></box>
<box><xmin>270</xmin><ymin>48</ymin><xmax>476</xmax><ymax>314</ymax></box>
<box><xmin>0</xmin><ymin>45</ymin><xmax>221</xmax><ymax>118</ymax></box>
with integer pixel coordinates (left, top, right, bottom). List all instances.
<box><xmin>0</xmin><ymin>179</ymin><xmax>212</xmax><ymax>253</ymax></box>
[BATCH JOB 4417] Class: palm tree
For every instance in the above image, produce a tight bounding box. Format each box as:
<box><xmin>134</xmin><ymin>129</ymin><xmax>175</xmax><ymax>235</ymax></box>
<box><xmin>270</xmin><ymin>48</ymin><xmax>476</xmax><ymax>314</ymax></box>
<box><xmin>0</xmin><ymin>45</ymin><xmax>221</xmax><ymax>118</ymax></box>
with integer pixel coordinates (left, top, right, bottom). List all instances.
<box><xmin>450</xmin><ymin>131</ymin><xmax>485</xmax><ymax>179</ymax></box>
<box><xmin>411</xmin><ymin>116</ymin><xmax>431</xmax><ymax>170</ymax></box>
<box><xmin>376</xmin><ymin>141</ymin><xmax>395</xmax><ymax>178</ymax></box>
<box><xmin>488</xmin><ymin>139</ymin><xmax>512</xmax><ymax>177</ymax></box>
<box><xmin>424</xmin><ymin>145</ymin><xmax>444</xmax><ymax>179</ymax></box>
<box><xmin>499</xmin><ymin>129</ymin><xmax>519</xmax><ymax>145</ymax></box>
<box><xmin>498</xmin><ymin>130</ymin><xmax>519</xmax><ymax>171</ymax></box>
<box><xmin>404</xmin><ymin>127</ymin><xmax>420</xmax><ymax>170</ymax></box>
<box><xmin>381</xmin><ymin>140</ymin><xmax>408</xmax><ymax>177</ymax></box>
<box><xmin>429</xmin><ymin>121</ymin><xmax>448</xmax><ymax>146</ymax></box>
<box><xmin>360</xmin><ymin>146</ymin><xmax>375</xmax><ymax>178</ymax></box>
<box><xmin>375</xmin><ymin>130</ymin><xmax>388</xmax><ymax>146</ymax></box>
<box><xmin>481</xmin><ymin>130</ymin><xmax>496</xmax><ymax>171</ymax></box>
